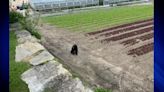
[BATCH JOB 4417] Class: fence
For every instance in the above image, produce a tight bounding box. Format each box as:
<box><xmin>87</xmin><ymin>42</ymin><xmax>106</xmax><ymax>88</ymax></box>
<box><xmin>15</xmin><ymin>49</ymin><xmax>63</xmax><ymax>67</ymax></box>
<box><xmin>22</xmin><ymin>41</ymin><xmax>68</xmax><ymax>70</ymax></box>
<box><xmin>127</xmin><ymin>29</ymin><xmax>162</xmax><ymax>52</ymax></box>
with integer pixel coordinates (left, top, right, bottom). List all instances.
<box><xmin>30</xmin><ymin>0</ymin><xmax>99</xmax><ymax>11</ymax></box>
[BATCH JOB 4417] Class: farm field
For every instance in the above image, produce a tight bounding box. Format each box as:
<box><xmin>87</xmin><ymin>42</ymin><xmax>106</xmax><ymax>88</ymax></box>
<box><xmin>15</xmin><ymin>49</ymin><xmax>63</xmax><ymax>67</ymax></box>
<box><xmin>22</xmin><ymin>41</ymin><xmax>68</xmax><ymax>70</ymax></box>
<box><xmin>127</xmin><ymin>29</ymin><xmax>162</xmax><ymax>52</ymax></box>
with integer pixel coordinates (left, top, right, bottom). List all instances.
<box><xmin>87</xmin><ymin>18</ymin><xmax>153</xmax><ymax>56</ymax></box>
<box><xmin>42</xmin><ymin>5</ymin><xmax>153</xmax><ymax>32</ymax></box>
<box><xmin>38</xmin><ymin>19</ymin><xmax>154</xmax><ymax>92</ymax></box>
<box><xmin>38</xmin><ymin>4</ymin><xmax>154</xmax><ymax>92</ymax></box>
<box><xmin>9</xmin><ymin>1</ymin><xmax>154</xmax><ymax>92</ymax></box>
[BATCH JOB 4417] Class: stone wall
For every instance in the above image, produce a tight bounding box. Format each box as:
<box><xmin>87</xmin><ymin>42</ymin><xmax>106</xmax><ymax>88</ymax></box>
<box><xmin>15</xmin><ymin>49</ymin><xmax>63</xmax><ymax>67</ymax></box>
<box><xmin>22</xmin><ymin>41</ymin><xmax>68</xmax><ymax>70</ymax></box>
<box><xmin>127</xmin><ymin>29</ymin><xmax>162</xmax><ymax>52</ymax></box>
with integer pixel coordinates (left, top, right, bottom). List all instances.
<box><xmin>15</xmin><ymin>30</ymin><xmax>93</xmax><ymax>92</ymax></box>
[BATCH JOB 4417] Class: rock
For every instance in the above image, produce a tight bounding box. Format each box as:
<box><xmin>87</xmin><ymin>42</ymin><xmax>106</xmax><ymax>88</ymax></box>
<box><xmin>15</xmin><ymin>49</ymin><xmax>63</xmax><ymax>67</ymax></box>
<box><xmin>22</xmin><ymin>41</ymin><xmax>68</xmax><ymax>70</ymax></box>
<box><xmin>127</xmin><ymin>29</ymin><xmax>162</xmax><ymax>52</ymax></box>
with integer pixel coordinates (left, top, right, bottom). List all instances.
<box><xmin>55</xmin><ymin>78</ymin><xmax>93</xmax><ymax>92</ymax></box>
<box><xmin>15</xmin><ymin>42</ymin><xmax>45</xmax><ymax>62</ymax></box>
<box><xmin>10</xmin><ymin>23</ymin><xmax>22</xmax><ymax>31</ymax></box>
<box><xmin>17</xmin><ymin>36</ymin><xmax>38</xmax><ymax>44</ymax></box>
<box><xmin>21</xmin><ymin>61</ymin><xmax>93</xmax><ymax>92</ymax></box>
<box><xmin>29</xmin><ymin>50</ymin><xmax>54</xmax><ymax>66</ymax></box>
<box><xmin>21</xmin><ymin>60</ymin><xmax>70</xmax><ymax>92</ymax></box>
<box><xmin>15</xmin><ymin>30</ymin><xmax>31</xmax><ymax>38</ymax></box>
<box><xmin>15</xmin><ymin>30</ymin><xmax>38</xmax><ymax>44</ymax></box>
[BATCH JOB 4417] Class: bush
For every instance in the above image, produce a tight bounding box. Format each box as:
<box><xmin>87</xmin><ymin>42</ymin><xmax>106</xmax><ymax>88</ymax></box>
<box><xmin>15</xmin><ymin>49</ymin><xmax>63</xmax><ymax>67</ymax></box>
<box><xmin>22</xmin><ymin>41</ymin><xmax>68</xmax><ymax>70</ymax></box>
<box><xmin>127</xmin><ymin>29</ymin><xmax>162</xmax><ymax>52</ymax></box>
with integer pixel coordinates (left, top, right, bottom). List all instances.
<box><xmin>9</xmin><ymin>11</ymin><xmax>24</xmax><ymax>23</ymax></box>
<box><xmin>95</xmin><ymin>88</ymin><xmax>112</xmax><ymax>92</ymax></box>
<box><xmin>22</xmin><ymin>3</ymin><xmax>29</xmax><ymax>9</ymax></box>
<box><xmin>29</xmin><ymin>30</ymin><xmax>41</xmax><ymax>39</ymax></box>
<box><xmin>99</xmin><ymin>0</ymin><xmax>104</xmax><ymax>5</ymax></box>
<box><xmin>20</xmin><ymin>11</ymin><xmax>41</xmax><ymax>39</ymax></box>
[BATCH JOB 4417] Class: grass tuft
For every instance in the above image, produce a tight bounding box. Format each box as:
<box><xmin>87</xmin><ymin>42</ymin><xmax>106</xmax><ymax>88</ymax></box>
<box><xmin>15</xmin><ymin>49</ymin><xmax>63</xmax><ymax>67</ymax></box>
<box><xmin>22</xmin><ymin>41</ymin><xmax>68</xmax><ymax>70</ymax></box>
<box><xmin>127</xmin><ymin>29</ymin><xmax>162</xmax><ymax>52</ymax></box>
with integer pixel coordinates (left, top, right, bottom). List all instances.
<box><xmin>95</xmin><ymin>88</ymin><xmax>112</xmax><ymax>92</ymax></box>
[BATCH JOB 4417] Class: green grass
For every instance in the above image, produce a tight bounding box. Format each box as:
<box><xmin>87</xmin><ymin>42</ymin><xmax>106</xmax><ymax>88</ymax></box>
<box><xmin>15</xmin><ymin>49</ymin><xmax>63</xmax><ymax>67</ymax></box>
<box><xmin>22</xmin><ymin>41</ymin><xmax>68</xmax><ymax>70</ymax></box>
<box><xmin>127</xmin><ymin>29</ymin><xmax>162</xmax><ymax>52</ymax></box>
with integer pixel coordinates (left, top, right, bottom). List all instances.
<box><xmin>10</xmin><ymin>31</ymin><xmax>31</xmax><ymax>92</ymax></box>
<box><xmin>95</xmin><ymin>88</ymin><xmax>112</xmax><ymax>92</ymax></box>
<box><xmin>42</xmin><ymin>5</ymin><xmax>153</xmax><ymax>32</ymax></box>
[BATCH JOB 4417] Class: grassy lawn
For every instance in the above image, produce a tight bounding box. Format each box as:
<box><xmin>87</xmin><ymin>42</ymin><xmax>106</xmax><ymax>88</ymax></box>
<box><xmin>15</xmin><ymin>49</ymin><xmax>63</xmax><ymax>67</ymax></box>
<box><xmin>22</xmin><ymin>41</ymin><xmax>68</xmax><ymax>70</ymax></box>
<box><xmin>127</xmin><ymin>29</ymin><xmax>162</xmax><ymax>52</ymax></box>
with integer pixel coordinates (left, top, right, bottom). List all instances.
<box><xmin>42</xmin><ymin>5</ymin><xmax>153</xmax><ymax>32</ymax></box>
<box><xmin>10</xmin><ymin>31</ymin><xmax>31</xmax><ymax>92</ymax></box>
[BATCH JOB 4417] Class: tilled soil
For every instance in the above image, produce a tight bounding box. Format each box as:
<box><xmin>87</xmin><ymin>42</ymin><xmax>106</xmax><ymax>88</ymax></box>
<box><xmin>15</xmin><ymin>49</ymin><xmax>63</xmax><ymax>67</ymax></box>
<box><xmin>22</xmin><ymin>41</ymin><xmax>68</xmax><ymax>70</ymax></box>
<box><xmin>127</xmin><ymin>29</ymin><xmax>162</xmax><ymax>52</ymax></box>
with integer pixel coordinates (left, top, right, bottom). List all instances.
<box><xmin>98</xmin><ymin>21</ymin><xmax>153</xmax><ymax>37</ymax></box>
<box><xmin>121</xmin><ymin>32</ymin><xmax>153</xmax><ymax>46</ymax></box>
<box><xmin>101</xmin><ymin>26</ymin><xmax>153</xmax><ymax>43</ymax></box>
<box><xmin>38</xmin><ymin>19</ymin><xmax>153</xmax><ymax>92</ymax></box>
<box><xmin>128</xmin><ymin>42</ymin><xmax>153</xmax><ymax>56</ymax></box>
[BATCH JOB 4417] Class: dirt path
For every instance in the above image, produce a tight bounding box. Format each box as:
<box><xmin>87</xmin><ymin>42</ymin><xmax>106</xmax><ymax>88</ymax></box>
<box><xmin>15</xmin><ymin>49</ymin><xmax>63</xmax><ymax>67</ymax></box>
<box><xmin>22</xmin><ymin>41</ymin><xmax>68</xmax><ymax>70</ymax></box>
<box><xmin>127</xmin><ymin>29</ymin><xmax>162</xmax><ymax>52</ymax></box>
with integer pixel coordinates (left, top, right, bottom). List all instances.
<box><xmin>37</xmin><ymin>23</ymin><xmax>153</xmax><ymax>92</ymax></box>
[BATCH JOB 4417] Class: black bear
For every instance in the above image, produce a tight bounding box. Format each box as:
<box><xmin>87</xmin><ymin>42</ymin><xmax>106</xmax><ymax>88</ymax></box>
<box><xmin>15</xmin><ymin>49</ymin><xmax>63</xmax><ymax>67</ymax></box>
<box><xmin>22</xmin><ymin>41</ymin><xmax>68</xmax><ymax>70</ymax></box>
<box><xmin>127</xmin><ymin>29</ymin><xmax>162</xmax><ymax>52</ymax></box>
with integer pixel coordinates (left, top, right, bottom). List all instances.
<box><xmin>71</xmin><ymin>44</ymin><xmax>78</xmax><ymax>55</ymax></box>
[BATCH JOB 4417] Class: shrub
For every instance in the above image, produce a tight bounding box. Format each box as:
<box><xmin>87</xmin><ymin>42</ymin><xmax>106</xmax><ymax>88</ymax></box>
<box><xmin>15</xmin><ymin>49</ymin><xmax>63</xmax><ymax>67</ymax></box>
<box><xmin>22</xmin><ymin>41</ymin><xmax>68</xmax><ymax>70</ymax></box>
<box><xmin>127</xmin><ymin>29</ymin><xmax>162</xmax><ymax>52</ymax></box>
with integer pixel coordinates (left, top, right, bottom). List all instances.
<box><xmin>30</xmin><ymin>30</ymin><xmax>41</xmax><ymax>39</ymax></box>
<box><xmin>9</xmin><ymin>11</ymin><xmax>24</xmax><ymax>23</ymax></box>
<box><xmin>20</xmin><ymin>11</ymin><xmax>41</xmax><ymax>39</ymax></box>
<box><xmin>22</xmin><ymin>4</ymin><xmax>29</xmax><ymax>9</ymax></box>
<box><xmin>95</xmin><ymin>88</ymin><xmax>112</xmax><ymax>92</ymax></box>
<box><xmin>99</xmin><ymin>0</ymin><xmax>104</xmax><ymax>5</ymax></box>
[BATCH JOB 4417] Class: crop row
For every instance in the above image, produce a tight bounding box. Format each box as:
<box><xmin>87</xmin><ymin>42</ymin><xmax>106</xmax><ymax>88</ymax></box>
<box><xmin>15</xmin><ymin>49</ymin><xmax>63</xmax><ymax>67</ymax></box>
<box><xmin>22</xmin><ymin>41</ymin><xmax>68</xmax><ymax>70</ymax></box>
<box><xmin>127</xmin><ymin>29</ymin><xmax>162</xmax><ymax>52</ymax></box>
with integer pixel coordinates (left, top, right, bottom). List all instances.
<box><xmin>101</xmin><ymin>27</ymin><xmax>153</xmax><ymax>43</ymax></box>
<box><xmin>87</xmin><ymin>18</ymin><xmax>153</xmax><ymax>35</ymax></box>
<box><xmin>127</xmin><ymin>42</ymin><xmax>153</xmax><ymax>56</ymax></box>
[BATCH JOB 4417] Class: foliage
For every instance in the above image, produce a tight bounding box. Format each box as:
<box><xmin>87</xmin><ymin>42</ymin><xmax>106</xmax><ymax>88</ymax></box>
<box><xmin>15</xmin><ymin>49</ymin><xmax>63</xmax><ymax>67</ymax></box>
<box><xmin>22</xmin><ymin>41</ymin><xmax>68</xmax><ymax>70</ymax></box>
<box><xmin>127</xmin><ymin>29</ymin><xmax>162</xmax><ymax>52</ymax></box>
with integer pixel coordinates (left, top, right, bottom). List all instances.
<box><xmin>10</xmin><ymin>31</ymin><xmax>31</xmax><ymax>92</ymax></box>
<box><xmin>42</xmin><ymin>5</ymin><xmax>153</xmax><ymax>32</ymax></box>
<box><xmin>30</xmin><ymin>30</ymin><xmax>41</xmax><ymax>39</ymax></box>
<box><xmin>95</xmin><ymin>88</ymin><xmax>112</xmax><ymax>92</ymax></box>
<box><xmin>9</xmin><ymin>11</ymin><xmax>24</xmax><ymax>24</ymax></box>
<box><xmin>99</xmin><ymin>0</ymin><xmax>104</xmax><ymax>5</ymax></box>
<box><xmin>22</xmin><ymin>3</ymin><xmax>29</xmax><ymax>9</ymax></box>
<box><xmin>20</xmin><ymin>11</ymin><xmax>41</xmax><ymax>39</ymax></box>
